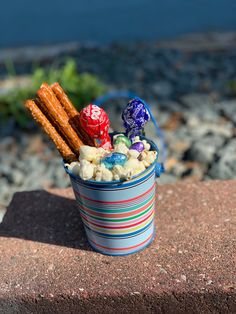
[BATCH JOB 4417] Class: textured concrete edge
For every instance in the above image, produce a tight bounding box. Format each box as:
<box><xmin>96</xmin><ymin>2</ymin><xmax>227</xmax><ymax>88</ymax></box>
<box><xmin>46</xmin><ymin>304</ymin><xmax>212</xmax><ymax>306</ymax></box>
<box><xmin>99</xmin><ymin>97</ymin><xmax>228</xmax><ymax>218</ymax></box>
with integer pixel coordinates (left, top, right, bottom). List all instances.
<box><xmin>0</xmin><ymin>290</ymin><xmax>235</xmax><ymax>314</ymax></box>
<box><xmin>1</xmin><ymin>180</ymin><xmax>235</xmax><ymax>313</ymax></box>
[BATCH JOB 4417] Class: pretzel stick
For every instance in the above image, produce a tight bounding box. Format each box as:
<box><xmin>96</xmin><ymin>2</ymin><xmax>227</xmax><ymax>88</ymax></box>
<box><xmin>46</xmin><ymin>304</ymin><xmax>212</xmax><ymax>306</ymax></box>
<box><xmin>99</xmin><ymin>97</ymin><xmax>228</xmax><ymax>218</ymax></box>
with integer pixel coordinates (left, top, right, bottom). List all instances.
<box><xmin>25</xmin><ymin>100</ymin><xmax>77</xmax><ymax>162</ymax></box>
<box><xmin>37</xmin><ymin>83</ymin><xmax>83</xmax><ymax>155</ymax></box>
<box><xmin>51</xmin><ymin>82</ymin><xmax>95</xmax><ymax>146</ymax></box>
<box><xmin>51</xmin><ymin>82</ymin><xmax>78</xmax><ymax>118</ymax></box>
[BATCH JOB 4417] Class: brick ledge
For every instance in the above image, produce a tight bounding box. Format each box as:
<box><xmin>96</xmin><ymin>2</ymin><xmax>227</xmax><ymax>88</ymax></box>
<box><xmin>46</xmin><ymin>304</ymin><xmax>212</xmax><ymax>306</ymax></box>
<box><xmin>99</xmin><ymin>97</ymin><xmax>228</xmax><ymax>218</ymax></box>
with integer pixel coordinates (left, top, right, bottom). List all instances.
<box><xmin>0</xmin><ymin>180</ymin><xmax>235</xmax><ymax>313</ymax></box>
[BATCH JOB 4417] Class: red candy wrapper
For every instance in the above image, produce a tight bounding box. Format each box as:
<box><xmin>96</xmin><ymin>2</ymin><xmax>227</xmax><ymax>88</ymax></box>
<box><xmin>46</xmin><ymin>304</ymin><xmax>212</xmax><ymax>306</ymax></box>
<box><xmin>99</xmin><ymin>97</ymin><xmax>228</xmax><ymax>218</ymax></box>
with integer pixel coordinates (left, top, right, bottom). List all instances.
<box><xmin>79</xmin><ymin>104</ymin><xmax>112</xmax><ymax>150</ymax></box>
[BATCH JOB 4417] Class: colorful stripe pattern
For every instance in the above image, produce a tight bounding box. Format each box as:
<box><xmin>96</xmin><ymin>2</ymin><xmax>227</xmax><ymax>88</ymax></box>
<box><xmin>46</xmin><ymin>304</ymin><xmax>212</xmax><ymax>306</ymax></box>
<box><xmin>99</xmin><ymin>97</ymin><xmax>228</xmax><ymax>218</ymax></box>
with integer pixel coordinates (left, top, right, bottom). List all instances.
<box><xmin>70</xmin><ymin>162</ymin><xmax>156</xmax><ymax>255</ymax></box>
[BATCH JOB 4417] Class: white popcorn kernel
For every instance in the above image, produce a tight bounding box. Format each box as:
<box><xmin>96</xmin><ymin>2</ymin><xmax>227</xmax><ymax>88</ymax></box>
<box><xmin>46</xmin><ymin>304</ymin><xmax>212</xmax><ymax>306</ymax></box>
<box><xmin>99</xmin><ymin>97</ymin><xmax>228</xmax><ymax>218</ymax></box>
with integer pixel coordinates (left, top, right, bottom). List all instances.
<box><xmin>142</xmin><ymin>140</ymin><xmax>151</xmax><ymax>151</ymax></box>
<box><xmin>69</xmin><ymin>162</ymin><xmax>81</xmax><ymax>176</ymax></box>
<box><xmin>94</xmin><ymin>165</ymin><xmax>103</xmax><ymax>181</ymax></box>
<box><xmin>114</xmin><ymin>143</ymin><xmax>129</xmax><ymax>155</ymax></box>
<box><xmin>79</xmin><ymin>146</ymin><xmax>110</xmax><ymax>165</ymax></box>
<box><xmin>133</xmin><ymin>136</ymin><xmax>141</xmax><ymax>143</ymax></box>
<box><xmin>140</xmin><ymin>151</ymin><xmax>147</xmax><ymax>160</ymax></box>
<box><xmin>97</xmin><ymin>147</ymin><xmax>108</xmax><ymax>157</ymax></box>
<box><xmin>79</xmin><ymin>160</ymin><xmax>95</xmax><ymax>180</ymax></box>
<box><xmin>102</xmin><ymin>168</ymin><xmax>113</xmax><ymax>181</ymax></box>
<box><xmin>112</xmin><ymin>165</ymin><xmax>126</xmax><ymax>180</ymax></box>
<box><xmin>113</xmin><ymin>165</ymin><xmax>133</xmax><ymax>181</ymax></box>
<box><xmin>124</xmin><ymin>158</ymin><xmax>145</xmax><ymax>176</ymax></box>
<box><xmin>94</xmin><ymin>165</ymin><xmax>113</xmax><ymax>181</ymax></box>
<box><xmin>141</xmin><ymin>160</ymin><xmax>149</xmax><ymax>168</ymax></box>
<box><xmin>79</xmin><ymin>146</ymin><xmax>98</xmax><ymax>162</ymax></box>
<box><xmin>92</xmin><ymin>155</ymin><xmax>102</xmax><ymax>165</ymax></box>
<box><xmin>140</xmin><ymin>151</ymin><xmax>157</xmax><ymax>167</ymax></box>
<box><xmin>92</xmin><ymin>147</ymin><xmax>109</xmax><ymax>165</ymax></box>
<box><xmin>127</xmin><ymin>149</ymin><xmax>140</xmax><ymax>159</ymax></box>
<box><xmin>124</xmin><ymin>158</ymin><xmax>140</xmax><ymax>170</ymax></box>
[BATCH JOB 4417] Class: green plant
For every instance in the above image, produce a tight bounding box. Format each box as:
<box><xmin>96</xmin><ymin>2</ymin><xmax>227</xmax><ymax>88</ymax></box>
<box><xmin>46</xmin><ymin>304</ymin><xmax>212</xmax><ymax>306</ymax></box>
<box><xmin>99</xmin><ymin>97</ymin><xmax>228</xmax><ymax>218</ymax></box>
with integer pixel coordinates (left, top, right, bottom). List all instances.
<box><xmin>228</xmin><ymin>80</ymin><xmax>236</xmax><ymax>94</ymax></box>
<box><xmin>0</xmin><ymin>59</ymin><xmax>107</xmax><ymax>127</ymax></box>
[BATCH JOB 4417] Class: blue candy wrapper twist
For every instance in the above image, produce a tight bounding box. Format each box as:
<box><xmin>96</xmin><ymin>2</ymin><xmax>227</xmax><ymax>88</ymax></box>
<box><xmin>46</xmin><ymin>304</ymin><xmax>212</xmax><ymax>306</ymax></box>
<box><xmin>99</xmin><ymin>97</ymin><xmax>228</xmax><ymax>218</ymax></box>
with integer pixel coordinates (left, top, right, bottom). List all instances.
<box><xmin>122</xmin><ymin>98</ymin><xmax>150</xmax><ymax>140</ymax></box>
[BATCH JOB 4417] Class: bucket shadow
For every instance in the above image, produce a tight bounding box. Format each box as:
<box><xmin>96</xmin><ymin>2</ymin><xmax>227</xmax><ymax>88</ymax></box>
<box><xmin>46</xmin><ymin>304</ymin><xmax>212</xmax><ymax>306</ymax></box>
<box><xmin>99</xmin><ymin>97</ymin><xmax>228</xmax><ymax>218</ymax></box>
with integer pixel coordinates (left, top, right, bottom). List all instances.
<box><xmin>0</xmin><ymin>190</ymin><xmax>92</xmax><ymax>251</ymax></box>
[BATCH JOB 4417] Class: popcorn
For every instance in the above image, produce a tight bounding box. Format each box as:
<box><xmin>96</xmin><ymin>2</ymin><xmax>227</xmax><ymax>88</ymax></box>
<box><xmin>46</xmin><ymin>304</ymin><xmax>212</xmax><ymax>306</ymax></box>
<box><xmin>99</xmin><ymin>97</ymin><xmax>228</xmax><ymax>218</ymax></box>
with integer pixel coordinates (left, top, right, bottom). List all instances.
<box><xmin>79</xmin><ymin>159</ymin><xmax>95</xmax><ymax>180</ymax></box>
<box><xmin>127</xmin><ymin>149</ymin><xmax>140</xmax><ymax>159</ymax></box>
<box><xmin>68</xmin><ymin>161</ymin><xmax>80</xmax><ymax>176</ymax></box>
<box><xmin>140</xmin><ymin>151</ymin><xmax>157</xmax><ymax>167</ymax></box>
<box><xmin>94</xmin><ymin>164</ymin><xmax>113</xmax><ymax>181</ymax></box>
<box><xmin>112</xmin><ymin>165</ymin><xmax>131</xmax><ymax>181</ymax></box>
<box><xmin>69</xmin><ymin>134</ymin><xmax>158</xmax><ymax>182</ymax></box>
<box><xmin>79</xmin><ymin>146</ymin><xmax>99</xmax><ymax>162</ymax></box>
<box><xmin>124</xmin><ymin>158</ymin><xmax>145</xmax><ymax>176</ymax></box>
<box><xmin>141</xmin><ymin>139</ymin><xmax>151</xmax><ymax>151</ymax></box>
<box><xmin>113</xmin><ymin>143</ymin><xmax>129</xmax><ymax>155</ymax></box>
<box><xmin>133</xmin><ymin>136</ymin><xmax>141</xmax><ymax>143</ymax></box>
<box><xmin>79</xmin><ymin>145</ymin><xmax>109</xmax><ymax>165</ymax></box>
<box><xmin>97</xmin><ymin>147</ymin><xmax>107</xmax><ymax>157</ymax></box>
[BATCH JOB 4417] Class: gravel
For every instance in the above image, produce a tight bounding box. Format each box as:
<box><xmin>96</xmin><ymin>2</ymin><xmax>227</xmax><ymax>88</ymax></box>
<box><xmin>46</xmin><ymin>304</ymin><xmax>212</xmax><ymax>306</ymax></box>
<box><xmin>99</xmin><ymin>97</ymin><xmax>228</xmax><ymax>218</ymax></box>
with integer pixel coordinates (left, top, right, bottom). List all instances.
<box><xmin>209</xmin><ymin>139</ymin><xmax>236</xmax><ymax>179</ymax></box>
<box><xmin>1</xmin><ymin>41</ymin><xmax>236</xmax><ymax>207</ymax></box>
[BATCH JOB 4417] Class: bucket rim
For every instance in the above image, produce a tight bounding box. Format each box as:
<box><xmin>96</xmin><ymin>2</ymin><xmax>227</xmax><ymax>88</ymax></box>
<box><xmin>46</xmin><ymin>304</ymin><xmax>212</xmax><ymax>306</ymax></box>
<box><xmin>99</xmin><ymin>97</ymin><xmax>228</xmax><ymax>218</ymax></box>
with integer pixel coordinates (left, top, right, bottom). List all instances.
<box><xmin>63</xmin><ymin>135</ymin><xmax>159</xmax><ymax>186</ymax></box>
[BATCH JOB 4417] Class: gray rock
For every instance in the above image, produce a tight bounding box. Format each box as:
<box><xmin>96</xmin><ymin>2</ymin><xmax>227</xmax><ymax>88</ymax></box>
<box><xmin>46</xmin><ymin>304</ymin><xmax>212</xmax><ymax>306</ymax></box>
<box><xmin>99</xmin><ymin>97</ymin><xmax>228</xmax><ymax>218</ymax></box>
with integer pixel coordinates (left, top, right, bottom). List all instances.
<box><xmin>215</xmin><ymin>100</ymin><xmax>236</xmax><ymax>123</ymax></box>
<box><xmin>151</xmin><ymin>81</ymin><xmax>173</xmax><ymax>98</ymax></box>
<box><xmin>147</xmin><ymin>104</ymin><xmax>171</xmax><ymax>127</ymax></box>
<box><xmin>0</xmin><ymin>163</ymin><xmax>12</xmax><ymax>180</ymax></box>
<box><xmin>0</xmin><ymin>178</ymin><xmax>11</xmax><ymax>204</ymax></box>
<box><xmin>187</xmin><ymin>135</ymin><xmax>225</xmax><ymax>164</ymax></box>
<box><xmin>209</xmin><ymin>139</ymin><xmax>236</xmax><ymax>179</ymax></box>
<box><xmin>183</xmin><ymin>107</ymin><xmax>219</xmax><ymax>122</ymax></box>
<box><xmin>0</xmin><ymin>136</ymin><xmax>15</xmax><ymax>148</ymax></box>
<box><xmin>159</xmin><ymin>100</ymin><xmax>183</xmax><ymax>113</ymax></box>
<box><xmin>0</xmin><ymin>205</ymin><xmax>6</xmax><ymax>223</ymax></box>
<box><xmin>157</xmin><ymin>173</ymin><xmax>177</xmax><ymax>185</ymax></box>
<box><xmin>10</xmin><ymin>169</ymin><xmax>24</xmax><ymax>186</ymax></box>
<box><xmin>180</xmin><ymin>93</ymin><xmax>215</xmax><ymax>108</ymax></box>
<box><xmin>171</xmin><ymin>162</ymin><xmax>188</xmax><ymax>177</ymax></box>
<box><xmin>188</xmin><ymin>122</ymin><xmax>233</xmax><ymax>139</ymax></box>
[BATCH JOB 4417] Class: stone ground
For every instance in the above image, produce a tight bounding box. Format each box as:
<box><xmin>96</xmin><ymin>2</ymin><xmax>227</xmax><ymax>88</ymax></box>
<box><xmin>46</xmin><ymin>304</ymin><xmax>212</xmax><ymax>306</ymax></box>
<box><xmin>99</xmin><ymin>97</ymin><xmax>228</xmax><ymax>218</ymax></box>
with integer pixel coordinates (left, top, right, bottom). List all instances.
<box><xmin>1</xmin><ymin>33</ymin><xmax>236</xmax><ymax>210</ymax></box>
<box><xmin>0</xmin><ymin>180</ymin><xmax>235</xmax><ymax>313</ymax></box>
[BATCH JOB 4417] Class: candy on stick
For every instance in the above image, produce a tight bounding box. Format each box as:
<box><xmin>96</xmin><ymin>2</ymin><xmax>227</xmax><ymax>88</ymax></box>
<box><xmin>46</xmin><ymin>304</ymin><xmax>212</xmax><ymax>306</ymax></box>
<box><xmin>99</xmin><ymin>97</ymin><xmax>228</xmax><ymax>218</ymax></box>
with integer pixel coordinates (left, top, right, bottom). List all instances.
<box><xmin>122</xmin><ymin>98</ymin><xmax>150</xmax><ymax>140</ymax></box>
<box><xmin>25</xmin><ymin>100</ymin><xmax>77</xmax><ymax>162</ymax></box>
<box><xmin>79</xmin><ymin>104</ymin><xmax>112</xmax><ymax>150</ymax></box>
<box><xmin>51</xmin><ymin>82</ymin><xmax>95</xmax><ymax>147</ymax></box>
<box><xmin>37</xmin><ymin>83</ymin><xmax>83</xmax><ymax>155</ymax></box>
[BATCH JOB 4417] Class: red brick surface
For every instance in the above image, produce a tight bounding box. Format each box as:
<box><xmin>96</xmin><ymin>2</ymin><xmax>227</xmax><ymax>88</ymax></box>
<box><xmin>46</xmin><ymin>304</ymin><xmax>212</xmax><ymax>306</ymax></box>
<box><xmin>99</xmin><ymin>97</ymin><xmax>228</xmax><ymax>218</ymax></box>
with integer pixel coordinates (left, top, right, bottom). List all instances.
<box><xmin>0</xmin><ymin>180</ymin><xmax>235</xmax><ymax>313</ymax></box>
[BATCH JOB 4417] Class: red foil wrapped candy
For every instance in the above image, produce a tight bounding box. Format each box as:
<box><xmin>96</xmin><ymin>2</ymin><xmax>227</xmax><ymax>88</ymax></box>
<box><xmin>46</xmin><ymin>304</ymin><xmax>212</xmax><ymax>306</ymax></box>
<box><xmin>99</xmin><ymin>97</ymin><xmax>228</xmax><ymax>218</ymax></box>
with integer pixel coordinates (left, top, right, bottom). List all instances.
<box><xmin>79</xmin><ymin>104</ymin><xmax>112</xmax><ymax>150</ymax></box>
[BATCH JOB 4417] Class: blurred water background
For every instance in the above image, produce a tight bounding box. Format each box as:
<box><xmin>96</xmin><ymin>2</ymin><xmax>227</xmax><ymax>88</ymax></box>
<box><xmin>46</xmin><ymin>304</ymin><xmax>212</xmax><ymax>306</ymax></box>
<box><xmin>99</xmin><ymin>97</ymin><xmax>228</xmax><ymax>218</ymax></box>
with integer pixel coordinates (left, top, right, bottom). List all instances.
<box><xmin>1</xmin><ymin>0</ymin><xmax>236</xmax><ymax>46</ymax></box>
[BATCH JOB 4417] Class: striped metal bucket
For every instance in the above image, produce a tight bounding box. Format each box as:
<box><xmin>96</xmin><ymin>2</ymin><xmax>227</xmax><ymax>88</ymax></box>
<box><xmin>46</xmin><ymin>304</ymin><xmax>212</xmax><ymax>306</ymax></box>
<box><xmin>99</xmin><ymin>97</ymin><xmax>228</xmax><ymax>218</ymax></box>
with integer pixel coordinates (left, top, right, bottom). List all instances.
<box><xmin>65</xmin><ymin>138</ymin><xmax>160</xmax><ymax>256</ymax></box>
<box><xmin>65</xmin><ymin>93</ymin><xmax>165</xmax><ymax>255</ymax></box>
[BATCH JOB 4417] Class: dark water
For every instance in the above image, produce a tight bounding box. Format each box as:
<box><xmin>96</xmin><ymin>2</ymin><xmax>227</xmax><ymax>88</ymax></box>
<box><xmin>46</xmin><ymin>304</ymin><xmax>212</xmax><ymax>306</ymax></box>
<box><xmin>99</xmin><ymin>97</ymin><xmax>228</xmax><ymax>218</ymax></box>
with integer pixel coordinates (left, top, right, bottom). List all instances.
<box><xmin>1</xmin><ymin>0</ymin><xmax>236</xmax><ymax>47</ymax></box>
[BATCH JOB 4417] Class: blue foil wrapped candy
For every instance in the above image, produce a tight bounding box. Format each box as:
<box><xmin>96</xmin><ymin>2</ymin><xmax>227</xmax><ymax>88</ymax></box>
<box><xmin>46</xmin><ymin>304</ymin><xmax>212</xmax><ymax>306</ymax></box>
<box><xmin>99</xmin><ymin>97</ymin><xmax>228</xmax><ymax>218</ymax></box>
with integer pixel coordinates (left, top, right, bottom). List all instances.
<box><xmin>122</xmin><ymin>98</ymin><xmax>150</xmax><ymax>140</ymax></box>
<box><xmin>101</xmin><ymin>152</ymin><xmax>128</xmax><ymax>170</ymax></box>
